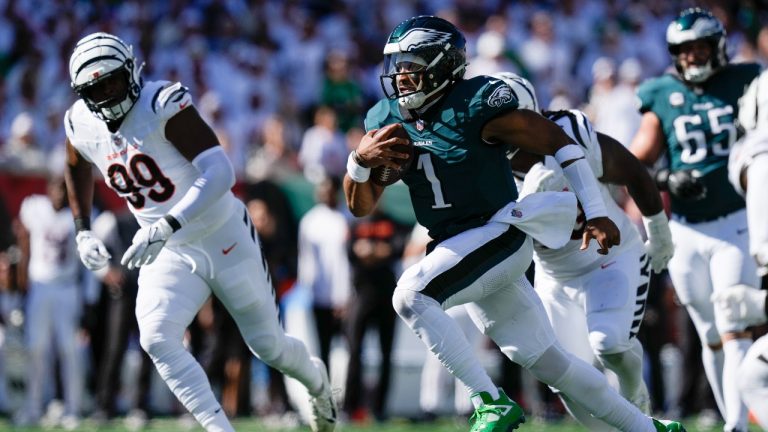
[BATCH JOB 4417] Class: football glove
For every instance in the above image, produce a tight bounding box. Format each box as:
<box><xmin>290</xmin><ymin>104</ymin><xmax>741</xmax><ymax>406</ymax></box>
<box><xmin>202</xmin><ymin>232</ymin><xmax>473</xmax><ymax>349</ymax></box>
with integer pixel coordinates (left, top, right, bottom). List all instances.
<box><xmin>711</xmin><ymin>284</ymin><xmax>767</xmax><ymax>326</ymax></box>
<box><xmin>75</xmin><ymin>230</ymin><xmax>111</xmax><ymax>271</ymax></box>
<box><xmin>655</xmin><ymin>169</ymin><xmax>707</xmax><ymax>201</ymax></box>
<box><xmin>121</xmin><ymin>217</ymin><xmax>175</xmax><ymax>270</ymax></box>
<box><xmin>642</xmin><ymin>210</ymin><xmax>674</xmax><ymax>274</ymax></box>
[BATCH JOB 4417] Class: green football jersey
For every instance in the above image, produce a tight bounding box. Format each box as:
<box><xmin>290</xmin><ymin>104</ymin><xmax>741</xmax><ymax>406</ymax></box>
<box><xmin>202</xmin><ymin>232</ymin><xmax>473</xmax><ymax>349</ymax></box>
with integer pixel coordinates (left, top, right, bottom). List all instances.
<box><xmin>365</xmin><ymin>76</ymin><xmax>519</xmax><ymax>241</ymax></box>
<box><xmin>636</xmin><ymin>63</ymin><xmax>760</xmax><ymax>221</ymax></box>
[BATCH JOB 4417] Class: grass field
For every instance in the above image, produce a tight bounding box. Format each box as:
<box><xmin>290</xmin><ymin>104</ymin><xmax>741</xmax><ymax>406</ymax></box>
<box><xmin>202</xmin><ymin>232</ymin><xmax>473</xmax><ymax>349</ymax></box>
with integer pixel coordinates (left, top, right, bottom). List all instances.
<box><xmin>0</xmin><ymin>415</ymin><xmax>754</xmax><ymax>432</ymax></box>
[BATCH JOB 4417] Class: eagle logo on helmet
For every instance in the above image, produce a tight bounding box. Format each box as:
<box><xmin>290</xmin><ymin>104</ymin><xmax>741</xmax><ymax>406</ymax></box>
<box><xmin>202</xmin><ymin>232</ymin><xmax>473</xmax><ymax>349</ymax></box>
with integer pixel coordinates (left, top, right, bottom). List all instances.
<box><xmin>398</xmin><ymin>28</ymin><xmax>452</xmax><ymax>52</ymax></box>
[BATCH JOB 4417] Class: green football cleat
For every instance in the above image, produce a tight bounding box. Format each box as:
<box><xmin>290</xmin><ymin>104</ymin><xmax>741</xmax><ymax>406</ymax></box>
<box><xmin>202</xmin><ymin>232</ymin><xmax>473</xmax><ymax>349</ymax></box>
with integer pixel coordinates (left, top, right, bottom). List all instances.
<box><xmin>653</xmin><ymin>419</ymin><xmax>687</xmax><ymax>431</ymax></box>
<box><xmin>468</xmin><ymin>389</ymin><xmax>525</xmax><ymax>432</ymax></box>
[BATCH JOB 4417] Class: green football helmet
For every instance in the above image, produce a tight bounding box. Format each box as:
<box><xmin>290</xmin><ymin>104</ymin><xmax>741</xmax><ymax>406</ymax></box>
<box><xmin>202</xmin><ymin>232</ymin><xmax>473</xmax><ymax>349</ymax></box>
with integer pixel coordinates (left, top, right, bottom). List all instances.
<box><xmin>380</xmin><ymin>15</ymin><xmax>467</xmax><ymax>110</ymax></box>
<box><xmin>666</xmin><ymin>8</ymin><xmax>727</xmax><ymax>83</ymax></box>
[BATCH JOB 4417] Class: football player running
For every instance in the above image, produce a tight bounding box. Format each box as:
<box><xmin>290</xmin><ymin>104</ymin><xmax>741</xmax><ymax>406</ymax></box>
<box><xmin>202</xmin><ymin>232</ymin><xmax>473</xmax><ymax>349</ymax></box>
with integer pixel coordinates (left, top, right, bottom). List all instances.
<box><xmin>630</xmin><ymin>9</ymin><xmax>760</xmax><ymax>432</ymax></box>
<box><xmin>63</xmin><ymin>33</ymin><xmax>336</xmax><ymax>432</ymax></box>
<box><xmin>345</xmin><ymin>15</ymin><xmax>685</xmax><ymax>432</ymax></box>
<box><xmin>496</xmin><ymin>72</ymin><xmax>673</xmax><ymax>429</ymax></box>
<box><xmin>715</xmin><ymin>67</ymin><xmax>768</xmax><ymax>431</ymax></box>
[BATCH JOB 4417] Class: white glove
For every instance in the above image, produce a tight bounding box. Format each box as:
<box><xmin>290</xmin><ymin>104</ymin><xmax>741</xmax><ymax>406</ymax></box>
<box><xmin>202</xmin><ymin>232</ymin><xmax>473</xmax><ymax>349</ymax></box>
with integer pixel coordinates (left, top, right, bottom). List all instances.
<box><xmin>643</xmin><ymin>210</ymin><xmax>674</xmax><ymax>274</ymax></box>
<box><xmin>121</xmin><ymin>217</ymin><xmax>175</xmax><ymax>270</ymax></box>
<box><xmin>76</xmin><ymin>230</ymin><xmax>111</xmax><ymax>271</ymax></box>
<box><xmin>711</xmin><ymin>284</ymin><xmax>768</xmax><ymax>326</ymax></box>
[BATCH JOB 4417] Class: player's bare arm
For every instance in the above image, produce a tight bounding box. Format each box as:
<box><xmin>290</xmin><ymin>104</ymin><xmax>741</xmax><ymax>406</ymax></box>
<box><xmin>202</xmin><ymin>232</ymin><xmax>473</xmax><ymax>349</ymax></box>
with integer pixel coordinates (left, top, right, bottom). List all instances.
<box><xmin>165</xmin><ymin>105</ymin><xmax>219</xmax><ymax>160</ymax></box>
<box><xmin>598</xmin><ymin>132</ymin><xmax>663</xmax><ymax>215</ymax></box>
<box><xmin>344</xmin><ymin>124</ymin><xmax>408</xmax><ymax>217</ymax></box>
<box><xmin>629</xmin><ymin>112</ymin><xmax>665</xmax><ymax>165</ymax></box>
<box><xmin>483</xmin><ymin>109</ymin><xmax>621</xmax><ymax>254</ymax></box>
<box><xmin>599</xmin><ymin>132</ymin><xmax>674</xmax><ymax>271</ymax></box>
<box><xmin>64</xmin><ymin>138</ymin><xmax>95</xmax><ymax>228</ymax></box>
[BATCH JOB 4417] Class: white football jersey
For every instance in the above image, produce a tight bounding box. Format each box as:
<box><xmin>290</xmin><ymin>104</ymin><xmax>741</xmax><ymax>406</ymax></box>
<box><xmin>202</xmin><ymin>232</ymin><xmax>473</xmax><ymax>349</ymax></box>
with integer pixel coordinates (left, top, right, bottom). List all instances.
<box><xmin>728</xmin><ymin>128</ymin><xmax>768</xmax><ymax>196</ymax></box>
<box><xmin>64</xmin><ymin>80</ymin><xmax>235</xmax><ymax>244</ymax></box>
<box><xmin>19</xmin><ymin>195</ymin><xmax>79</xmax><ymax>284</ymax></box>
<box><xmin>518</xmin><ymin>109</ymin><xmax>642</xmax><ymax>280</ymax></box>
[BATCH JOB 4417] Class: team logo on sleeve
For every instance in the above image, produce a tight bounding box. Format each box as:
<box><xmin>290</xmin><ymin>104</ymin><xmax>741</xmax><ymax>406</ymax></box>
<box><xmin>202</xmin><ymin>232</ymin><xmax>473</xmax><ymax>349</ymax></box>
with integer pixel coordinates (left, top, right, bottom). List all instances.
<box><xmin>669</xmin><ymin>92</ymin><xmax>685</xmax><ymax>107</ymax></box>
<box><xmin>487</xmin><ymin>83</ymin><xmax>514</xmax><ymax>107</ymax></box>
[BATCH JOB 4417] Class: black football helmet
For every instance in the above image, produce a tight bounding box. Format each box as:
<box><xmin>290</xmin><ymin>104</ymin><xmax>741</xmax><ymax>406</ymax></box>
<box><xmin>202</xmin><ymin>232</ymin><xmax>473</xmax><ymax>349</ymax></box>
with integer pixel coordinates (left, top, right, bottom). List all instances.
<box><xmin>380</xmin><ymin>16</ymin><xmax>467</xmax><ymax>109</ymax></box>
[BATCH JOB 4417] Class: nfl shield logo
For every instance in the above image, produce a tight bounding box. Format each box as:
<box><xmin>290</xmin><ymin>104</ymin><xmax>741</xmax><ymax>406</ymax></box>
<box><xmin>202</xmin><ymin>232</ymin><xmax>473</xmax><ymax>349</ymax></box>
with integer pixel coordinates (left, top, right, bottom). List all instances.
<box><xmin>416</xmin><ymin>120</ymin><xmax>425</xmax><ymax>131</ymax></box>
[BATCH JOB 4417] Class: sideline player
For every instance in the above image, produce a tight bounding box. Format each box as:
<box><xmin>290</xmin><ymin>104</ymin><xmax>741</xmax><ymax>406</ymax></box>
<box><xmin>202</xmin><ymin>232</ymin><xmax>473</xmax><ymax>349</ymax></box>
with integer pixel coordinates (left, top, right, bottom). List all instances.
<box><xmin>63</xmin><ymin>32</ymin><xmax>336</xmax><ymax>432</ymax></box>
<box><xmin>629</xmin><ymin>9</ymin><xmax>760</xmax><ymax>431</ymax></box>
<box><xmin>345</xmin><ymin>15</ymin><xmax>685</xmax><ymax>432</ymax></box>
<box><xmin>15</xmin><ymin>178</ymin><xmax>83</xmax><ymax>429</ymax></box>
<box><xmin>495</xmin><ymin>73</ymin><xmax>673</xmax><ymax>428</ymax></box>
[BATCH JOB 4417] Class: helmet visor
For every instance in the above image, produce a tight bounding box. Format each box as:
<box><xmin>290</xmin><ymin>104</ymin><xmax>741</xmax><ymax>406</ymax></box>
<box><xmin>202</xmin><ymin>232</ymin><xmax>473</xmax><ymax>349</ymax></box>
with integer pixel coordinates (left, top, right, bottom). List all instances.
<box><xmin>74</xmin><ymin>68</ymin><xmax>130</xmax><ymax>110</ymax></box>
<box><xmin>380</xmin><ymin>52</ymin><xmax>428</xmax><ymax>100</ymax></box>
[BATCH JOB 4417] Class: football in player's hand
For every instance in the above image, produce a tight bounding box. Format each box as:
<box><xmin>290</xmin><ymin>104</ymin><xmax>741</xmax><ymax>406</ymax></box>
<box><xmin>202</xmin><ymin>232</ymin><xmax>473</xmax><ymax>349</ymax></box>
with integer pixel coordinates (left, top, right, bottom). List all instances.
<box><xmin>371</xmin><ymin>123</ymin><xmax>413</xmax><ymax>186</ymax></box>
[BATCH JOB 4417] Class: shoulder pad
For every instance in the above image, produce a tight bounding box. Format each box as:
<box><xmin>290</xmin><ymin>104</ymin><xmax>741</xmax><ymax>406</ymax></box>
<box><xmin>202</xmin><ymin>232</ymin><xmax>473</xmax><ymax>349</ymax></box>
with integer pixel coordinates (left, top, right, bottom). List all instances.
<box><xmin>364</xmin><ymin>99</ymin><xmax>393</xmax><ymax>132</ymax></box>
<box><xmin>151</xmin><ymin>82</ymin><xmax>192</xmax><ymax>119</ymax></box>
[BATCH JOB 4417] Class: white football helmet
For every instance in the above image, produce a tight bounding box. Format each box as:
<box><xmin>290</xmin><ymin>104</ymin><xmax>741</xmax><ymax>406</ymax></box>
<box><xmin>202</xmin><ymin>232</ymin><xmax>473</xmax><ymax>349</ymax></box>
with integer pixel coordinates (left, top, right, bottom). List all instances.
<box><xmin>491</xmin><ymin>72</ymin><xmax>539</xmax><ymax>112</ymax></box>
<box><xmin>69</xmin><ymin>32</ymin><xmax>143</xmax><ymax>122</ymax></box>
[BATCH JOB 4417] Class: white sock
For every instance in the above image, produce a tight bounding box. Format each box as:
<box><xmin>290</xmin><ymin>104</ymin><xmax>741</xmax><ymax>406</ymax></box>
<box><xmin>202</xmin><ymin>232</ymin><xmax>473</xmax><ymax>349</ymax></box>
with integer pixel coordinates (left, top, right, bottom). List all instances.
<box><xmin>200</xmin><ymin>409</ymin><xmax>235</xmax><ymax>432</ymax></box>
<box><xmin>740</xmin><ymin>336</ymin><xmax>768</xmax><ymax>429</ymax></box>
<box><xmin>597</xmin><ymin>339</ymin><xmax>646</xmax><ymax>405</ymax></box>
<box><xmin>393</xmin><ymin>289</ymin><xmax>498</xmax><ymax>406</ymax></box>
<box><xmin>148</xmin><ymin>348</ymin><xmax>234</xmax><ymax>432</ymax></box>
<box><xmin>701</xmin><ymin>345</ymin><xmax>727</xmax><ymax>418</ymax></box>
<box><xmin>529</xmin><ymin>345</ymin><xmax>654</xmax><ymax>432</ymax></box>
<box><xmin>723</xmin><ymin>338</ymin><xmax>751</xmax><ymax>431</ymax></box>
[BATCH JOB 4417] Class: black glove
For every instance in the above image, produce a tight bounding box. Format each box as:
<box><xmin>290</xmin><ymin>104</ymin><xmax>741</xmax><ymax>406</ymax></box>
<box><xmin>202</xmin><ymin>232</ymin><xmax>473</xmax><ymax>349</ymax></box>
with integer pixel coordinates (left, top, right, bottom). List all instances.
<box><xmin>655</xmin><ymin>169</ymin><xmax>707</xmax><ymax>201</ymax></box>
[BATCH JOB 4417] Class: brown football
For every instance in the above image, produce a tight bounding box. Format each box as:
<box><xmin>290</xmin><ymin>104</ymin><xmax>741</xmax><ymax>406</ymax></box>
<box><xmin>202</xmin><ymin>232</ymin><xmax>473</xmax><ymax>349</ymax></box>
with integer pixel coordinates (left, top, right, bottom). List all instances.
<box><xmin>370</xmin><ymin>123</ymin><xmax>414</xmax><ymax>186</ymax></box>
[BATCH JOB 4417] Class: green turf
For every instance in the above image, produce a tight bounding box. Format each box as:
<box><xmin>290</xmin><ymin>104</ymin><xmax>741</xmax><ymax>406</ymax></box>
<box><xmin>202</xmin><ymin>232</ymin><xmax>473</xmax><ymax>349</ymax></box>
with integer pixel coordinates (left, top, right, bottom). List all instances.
<box><xmin>0</xmin><ymin>415</ymin><xmax>757</xmax><ymax>431</ymax></box>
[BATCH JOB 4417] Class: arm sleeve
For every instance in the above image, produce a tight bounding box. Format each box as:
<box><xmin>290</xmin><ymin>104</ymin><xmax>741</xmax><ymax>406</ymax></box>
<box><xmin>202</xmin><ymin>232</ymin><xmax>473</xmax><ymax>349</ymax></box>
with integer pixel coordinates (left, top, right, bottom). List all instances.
<box><xmin>166</xmin><ymin>146</ymin><xmax>235</xmax><ymax>226</ymax></box>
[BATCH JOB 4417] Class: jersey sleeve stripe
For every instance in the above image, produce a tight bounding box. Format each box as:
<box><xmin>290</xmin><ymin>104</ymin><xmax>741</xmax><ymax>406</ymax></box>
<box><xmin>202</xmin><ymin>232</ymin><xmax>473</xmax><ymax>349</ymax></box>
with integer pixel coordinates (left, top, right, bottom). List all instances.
<box><xmin>151</xmin><ymin>86</ymin><xmax>165</xmax><ymax>113</ymax></box>
<box><xmin>168</xmin><ymin>88</ymin><xmax>189</xmax><ymax>103</ymax></box>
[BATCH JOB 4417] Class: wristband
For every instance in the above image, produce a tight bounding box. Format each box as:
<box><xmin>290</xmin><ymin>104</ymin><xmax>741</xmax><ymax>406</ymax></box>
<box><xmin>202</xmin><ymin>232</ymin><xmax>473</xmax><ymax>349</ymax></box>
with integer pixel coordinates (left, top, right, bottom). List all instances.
<box><xmin>347</xmin><ymin>151</ymin><xmax>371</xmax><ymax>183</ymax></box>
<box><xmin>163</xmin><ymin>215</ymin><xmax>182</xmax><ymax>232</ymax></box>
<box><xmin>74</xmin><ymin>217</ymin><xmax>91</xmax><ymax>232</ymax></box>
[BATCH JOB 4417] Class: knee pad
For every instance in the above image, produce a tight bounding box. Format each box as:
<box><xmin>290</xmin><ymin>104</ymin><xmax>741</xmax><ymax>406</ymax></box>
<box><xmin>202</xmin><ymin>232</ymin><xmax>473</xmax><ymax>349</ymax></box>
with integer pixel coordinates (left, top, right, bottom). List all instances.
<box><xmin>139</xmin><ymin>320</ymin><xmax>186</xmax><ymax>359</ymax></box>
<box><xmin>392</xmin><ymin>289</ymin><xmax>438</xmax><ymax>322</ymax></box>
<box><xmin>245</xmin><ymin>332</ymin><xmax>284</xmax><ymax>364</ymax></box>
<box><xmin>588</xmin><ymin>324</ymin><xmax>627</xmax><ymax>355</ymax></box>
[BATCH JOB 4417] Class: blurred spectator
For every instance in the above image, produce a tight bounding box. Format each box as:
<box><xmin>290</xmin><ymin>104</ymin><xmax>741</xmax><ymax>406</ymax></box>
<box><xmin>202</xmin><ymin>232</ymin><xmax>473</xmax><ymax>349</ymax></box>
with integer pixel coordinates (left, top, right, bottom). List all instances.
<box><xmin>14</xmin><ymin>178</ymin><xmax>82</xmax><ymax>429</ymax></box>
<box><xmin>465</xmin><ymin>30</ymin><xmax>519</xmax><ymax>78</ymax></box>
<box><xmin>88</xmin><ymin>209</ymin><xmax>152</xmax><ymax>428</ymax></box>
<box><xmin>298</xmin><ymin>106</ymin><xmax>348</xmax><ymax>184</ymax></box>
<box><xmin>297</xmin><ymin>175</ymin><xmax>350</xmax><ymax>371</ymax></box>
<box><xmin>587</xmin><ymin>57</ymin><xmax>643</xmax><ymax>147</ymax></box>
<box><xmin>0</xmin><ymin>112</ymin><xmax>46</xmax><ymax>173</ymax></box>
<box><xmin>343</xmin><ymin>208</ymin><xmax>408</xmax><ymax>423</ymax></box>
<box><xmin>321</xmin><ymin>51</ymin><xmax>364</xmax><ymax>133</ymax></box>
<box><xmin>245</xmin><ymin>115</ymin><xmax>301</xmax><ymax>183</ymax></box>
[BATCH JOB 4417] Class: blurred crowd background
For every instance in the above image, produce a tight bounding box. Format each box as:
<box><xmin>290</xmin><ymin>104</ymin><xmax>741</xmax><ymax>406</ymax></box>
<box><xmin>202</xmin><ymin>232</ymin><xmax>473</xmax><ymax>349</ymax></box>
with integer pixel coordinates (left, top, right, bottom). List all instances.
<box><xmin>0</xmin><ymin>0</ymin><xmax>767</xmax><ymax>429</ymax></box>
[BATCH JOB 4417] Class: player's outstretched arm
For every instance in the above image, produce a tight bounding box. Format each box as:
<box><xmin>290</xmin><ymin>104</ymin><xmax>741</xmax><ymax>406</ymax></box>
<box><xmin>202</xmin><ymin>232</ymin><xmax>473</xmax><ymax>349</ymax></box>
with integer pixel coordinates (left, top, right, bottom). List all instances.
<box><xmin>344</xmin><ymin>126</ymin><xmax>405</xmax><ymax>217</ymax></box>
<box><xmin>65</xmin><ymin>138</ymin><xmax>112</xmax><ymax>271</ymax></box>
<box><xmin>122</xmin><ymin>106</ymin><xmax>234</xmax><ymax>269</ymax></box>
<box><xmin>483</xmin><ymin>109</ymin><xmax>620</xmax><ymax>254</ymax></box>
<box><xmin>598</xmin><ymin>132</ymin><xmax>673</xmax><ymax>272</ymax></box>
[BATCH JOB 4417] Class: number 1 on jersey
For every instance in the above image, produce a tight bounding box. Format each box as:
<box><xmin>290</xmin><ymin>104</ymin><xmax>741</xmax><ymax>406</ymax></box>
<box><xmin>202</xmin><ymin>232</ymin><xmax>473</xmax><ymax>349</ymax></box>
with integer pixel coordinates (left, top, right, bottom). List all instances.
<box><xmin>417</xmin><ymin>153</ymin><xmax>452</xmax><ymax>209</ymax></box>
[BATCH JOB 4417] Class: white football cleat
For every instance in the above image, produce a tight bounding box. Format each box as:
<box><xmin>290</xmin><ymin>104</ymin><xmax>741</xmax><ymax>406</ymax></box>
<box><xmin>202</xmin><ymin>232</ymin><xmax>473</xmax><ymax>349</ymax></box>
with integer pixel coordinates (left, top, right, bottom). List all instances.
<box><xmin>308</xmin><ymin>357</ymin><xmax>337</xmax><ymax>432</ymax></box>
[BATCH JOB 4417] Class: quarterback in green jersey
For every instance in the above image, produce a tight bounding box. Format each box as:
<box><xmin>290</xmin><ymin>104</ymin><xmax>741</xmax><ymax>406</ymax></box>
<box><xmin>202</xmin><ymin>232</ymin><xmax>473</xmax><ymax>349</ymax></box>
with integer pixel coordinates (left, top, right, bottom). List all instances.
<box><xmin>345</xmin><ymin>15</ymin><xmax>684</xmax><ymax>432</ymax></box>
<box><xmin>630</xmin><ymin>8</ymin><xmax>759</xmax><ymax>432</ymax></box>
